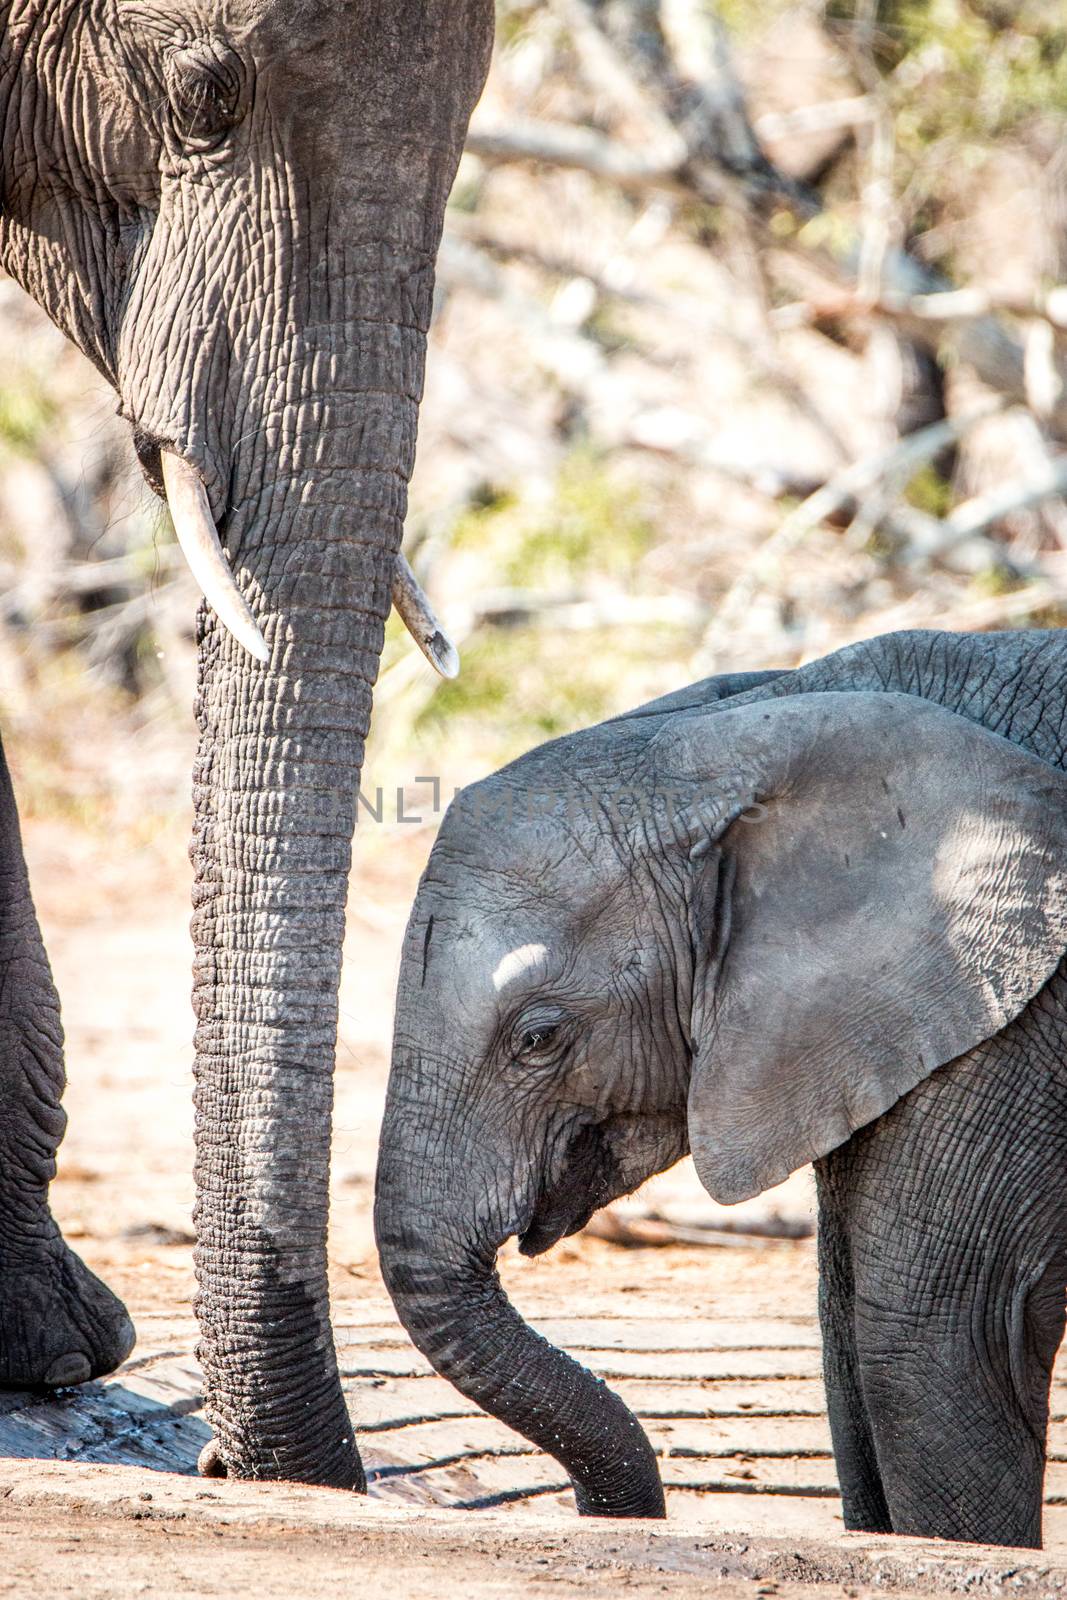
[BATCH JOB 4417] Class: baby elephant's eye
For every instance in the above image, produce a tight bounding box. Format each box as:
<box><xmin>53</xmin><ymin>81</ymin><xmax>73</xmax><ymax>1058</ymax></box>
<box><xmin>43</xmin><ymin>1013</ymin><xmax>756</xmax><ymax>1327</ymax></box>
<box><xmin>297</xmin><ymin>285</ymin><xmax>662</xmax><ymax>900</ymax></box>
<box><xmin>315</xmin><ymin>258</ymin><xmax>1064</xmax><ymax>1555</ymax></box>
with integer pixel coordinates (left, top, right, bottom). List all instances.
<box><xmin>512</xmin><ymin>1013</ymin><xmax>569</xmax><ymax>1064</ymax></box>
<box><xmin>521</xmin><ymin>1023</ymin><xmax>560</xmax><ymax>1053</ymax></box>
<box><xmin>165</xmin><ymin>38</ymin><xmax>247</xmax><ymax>151</ymax></box>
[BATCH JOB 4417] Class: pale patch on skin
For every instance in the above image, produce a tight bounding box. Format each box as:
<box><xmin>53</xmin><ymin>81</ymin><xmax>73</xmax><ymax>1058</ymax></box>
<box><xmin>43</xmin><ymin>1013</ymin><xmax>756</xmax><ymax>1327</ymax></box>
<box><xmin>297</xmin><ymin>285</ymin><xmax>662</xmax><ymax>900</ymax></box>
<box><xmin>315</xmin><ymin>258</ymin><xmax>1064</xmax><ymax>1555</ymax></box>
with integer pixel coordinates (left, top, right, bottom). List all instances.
<box><xmin>932</xmin><ymin>807</ymin><xmax>1067</xmax><ymax>1022</ymax></box>
<box><xmin>492</xmin><ymin>944</ymin><xmax>549</xmax><ymax>993</ymax></box>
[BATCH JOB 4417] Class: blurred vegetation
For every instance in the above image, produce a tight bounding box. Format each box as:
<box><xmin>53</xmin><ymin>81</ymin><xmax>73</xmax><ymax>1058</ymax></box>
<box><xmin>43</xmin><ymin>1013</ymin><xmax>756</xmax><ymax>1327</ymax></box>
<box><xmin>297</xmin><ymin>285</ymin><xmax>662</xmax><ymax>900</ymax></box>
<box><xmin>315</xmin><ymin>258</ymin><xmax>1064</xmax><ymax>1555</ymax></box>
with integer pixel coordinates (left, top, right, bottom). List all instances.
<box><xmin>451</xmin><ymin>450</ymin><xmax>653</xmax><ymax>585</ymax></box>
<box><xmin>0</xmin><ymin>382</ymin><xmax>55</xmax><ymax>459</ymax></box>
<box><xmin>4</xmin><ymin>0</ymin><xmax>1067</xmax><ymax>837</ymax></box>
<box><xmin>863</xmin><ymin>1</ymin><xmax>1067</xmax><ymax>235</ymax></box>
<box><xmin>876</xmin><ymin>2</ymin><xmax>1067</xmax><ymax>127</ymax></box>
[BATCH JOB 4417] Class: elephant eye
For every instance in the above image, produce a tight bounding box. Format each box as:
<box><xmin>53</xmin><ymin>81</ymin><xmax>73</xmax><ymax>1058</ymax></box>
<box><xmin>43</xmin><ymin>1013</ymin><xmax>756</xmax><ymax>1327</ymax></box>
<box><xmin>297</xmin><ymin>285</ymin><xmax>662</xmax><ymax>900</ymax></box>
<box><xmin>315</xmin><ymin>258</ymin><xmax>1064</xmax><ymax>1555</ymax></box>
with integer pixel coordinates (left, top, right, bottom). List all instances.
<box><xmin>164</xmin><ymin>39</ymin><xmax>247</xmax><ymax>151</ymax></box>
<box><xmin>513</xmin><ymin>1013</ymin><xmax>569</xmax><ymax>1064</ymax></box>
<box><xmin>521</xmin><ymin>1023</ymin><xmax>559</xmax><ymax>1053</ymax></box>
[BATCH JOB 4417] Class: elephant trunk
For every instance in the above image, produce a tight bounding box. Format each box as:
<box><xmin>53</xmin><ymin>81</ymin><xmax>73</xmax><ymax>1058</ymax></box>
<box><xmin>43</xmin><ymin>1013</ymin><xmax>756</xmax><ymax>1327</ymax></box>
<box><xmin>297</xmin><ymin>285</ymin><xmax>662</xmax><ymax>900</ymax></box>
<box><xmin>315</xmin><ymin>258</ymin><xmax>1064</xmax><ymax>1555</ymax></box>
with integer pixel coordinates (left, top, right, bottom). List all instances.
<box><xmin>374</xmin><ymin>1082</ymin><xmax>666</xmax><ymax>1517</ymax></box>
<box><xmin>191</xmin><ymin>351</ymin><xmax>419</xmax><ymax>1485</ymax></box>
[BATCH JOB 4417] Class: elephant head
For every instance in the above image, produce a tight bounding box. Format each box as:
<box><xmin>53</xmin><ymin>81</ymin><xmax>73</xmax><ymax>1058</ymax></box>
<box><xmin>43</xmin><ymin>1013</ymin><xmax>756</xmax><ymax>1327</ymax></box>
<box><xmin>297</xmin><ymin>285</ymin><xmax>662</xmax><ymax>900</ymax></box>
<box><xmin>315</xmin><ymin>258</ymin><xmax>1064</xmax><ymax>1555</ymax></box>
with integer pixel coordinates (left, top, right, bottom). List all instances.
<box><xmin>1</xmin><ymin>0</ymin><xmax>493</xmax><ymax>1485</ymax></box>
<box><xmin>375</xmin><ymin>681</ymin><xmax>1067</xmax><ymax>1515</ymax></box>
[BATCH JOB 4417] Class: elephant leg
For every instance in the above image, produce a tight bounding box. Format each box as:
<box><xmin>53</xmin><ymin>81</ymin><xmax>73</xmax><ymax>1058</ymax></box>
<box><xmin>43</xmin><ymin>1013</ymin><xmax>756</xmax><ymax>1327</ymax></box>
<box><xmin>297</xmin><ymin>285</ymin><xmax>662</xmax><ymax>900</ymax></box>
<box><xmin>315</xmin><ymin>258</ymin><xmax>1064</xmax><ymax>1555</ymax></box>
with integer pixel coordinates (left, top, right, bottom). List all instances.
<box><xmin>0</xmin><ymin>746</ymin><xmax>134</xmax><ymax>1388</ymax></box>
<box><xmin>819</xmin><ymin>1005</ymin><xmax>1067</xmax><ymax>1548</ymax></box>
<box><xmin>813</xmin><ymin>1159</ymin><xmax>891</xmax><ymax>1533</ymax></box>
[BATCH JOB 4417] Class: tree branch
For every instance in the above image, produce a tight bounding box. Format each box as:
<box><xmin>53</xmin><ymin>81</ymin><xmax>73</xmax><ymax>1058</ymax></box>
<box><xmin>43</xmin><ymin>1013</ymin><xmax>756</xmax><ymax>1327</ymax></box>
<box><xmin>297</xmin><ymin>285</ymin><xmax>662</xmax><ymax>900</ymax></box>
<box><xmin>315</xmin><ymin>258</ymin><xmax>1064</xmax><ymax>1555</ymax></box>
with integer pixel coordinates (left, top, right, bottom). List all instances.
<box><xmin>694</xmin><ymin>400</ymin><xmax>1003</xmax><ymax>671</ymax></box>
<box><xmin>465</xmin><ymin>118</ymin><xmax>691</xmax><ymax>194</ymax></box>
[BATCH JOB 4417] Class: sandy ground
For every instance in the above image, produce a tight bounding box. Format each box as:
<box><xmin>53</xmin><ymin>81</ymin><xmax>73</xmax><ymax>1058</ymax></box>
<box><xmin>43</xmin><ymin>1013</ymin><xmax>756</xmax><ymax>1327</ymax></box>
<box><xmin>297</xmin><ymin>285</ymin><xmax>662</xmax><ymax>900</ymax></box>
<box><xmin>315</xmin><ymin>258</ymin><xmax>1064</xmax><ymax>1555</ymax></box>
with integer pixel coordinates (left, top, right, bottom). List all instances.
<box><xmin>8</xmin><ymin>1468</ymin><xmax>1067</xmax><ymax>1600</ymax></box>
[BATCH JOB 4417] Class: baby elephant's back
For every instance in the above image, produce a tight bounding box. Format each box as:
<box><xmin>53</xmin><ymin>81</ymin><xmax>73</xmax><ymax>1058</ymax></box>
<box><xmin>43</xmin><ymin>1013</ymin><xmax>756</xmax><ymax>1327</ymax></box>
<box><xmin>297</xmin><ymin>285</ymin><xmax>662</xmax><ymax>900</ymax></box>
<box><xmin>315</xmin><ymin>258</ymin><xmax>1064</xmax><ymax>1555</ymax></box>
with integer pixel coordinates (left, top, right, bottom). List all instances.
<box><xmin>758</xmin><ymin>628</ymin><xmax>1067</xmax><ymax>775</ymax></box>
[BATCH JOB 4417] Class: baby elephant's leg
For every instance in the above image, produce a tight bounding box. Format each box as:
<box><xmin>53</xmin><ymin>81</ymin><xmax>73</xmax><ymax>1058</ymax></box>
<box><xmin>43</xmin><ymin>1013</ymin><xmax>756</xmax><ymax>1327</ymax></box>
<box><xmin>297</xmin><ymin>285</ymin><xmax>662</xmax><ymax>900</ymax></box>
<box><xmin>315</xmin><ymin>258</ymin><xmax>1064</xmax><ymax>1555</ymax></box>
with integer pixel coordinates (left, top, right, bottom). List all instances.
<box><xmin>814</xmin><ymin>1160</ymin><xmax>891</xmax><ymax>1534</ymax></box>
<box><xmin>0</xmin><ymin>748</ymin><xmax>133</xmax><ymax>1387</ymax></box>
<box><xmin>817</xmin><ymin>992</ymin><xmax>1067</xmax><ymax>1549</ymax></box>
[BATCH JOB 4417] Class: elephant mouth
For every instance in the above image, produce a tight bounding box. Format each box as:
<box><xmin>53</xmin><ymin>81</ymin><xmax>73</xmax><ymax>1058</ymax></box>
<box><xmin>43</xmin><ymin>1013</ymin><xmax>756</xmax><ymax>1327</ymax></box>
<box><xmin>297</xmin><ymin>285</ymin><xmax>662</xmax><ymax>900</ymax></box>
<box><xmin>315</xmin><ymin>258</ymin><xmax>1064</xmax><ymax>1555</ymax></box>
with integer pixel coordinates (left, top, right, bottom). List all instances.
<box><xmin>518</xmin><ymin>1197</ymin><xmax>599</xmax><ymax>1258</ymax></box>
<box><xmin>517</xmin><ymin>1121</ymin><xmax>620</xmax><ymax>1258</ymax></box>
<box><xmin>131</xmin><ymin>428</ymin><xmax>166</xmax><ymax>497</ymax></box>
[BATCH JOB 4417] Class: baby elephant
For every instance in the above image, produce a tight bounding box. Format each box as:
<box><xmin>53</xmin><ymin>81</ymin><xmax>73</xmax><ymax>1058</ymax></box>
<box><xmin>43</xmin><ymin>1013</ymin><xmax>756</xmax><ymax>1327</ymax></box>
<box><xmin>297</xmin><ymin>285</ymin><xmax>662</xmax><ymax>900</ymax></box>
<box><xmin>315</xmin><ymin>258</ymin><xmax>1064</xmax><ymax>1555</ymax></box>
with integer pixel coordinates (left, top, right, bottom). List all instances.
<box><xmin>375</xmin><ymin>627</ymin><xmax>1067</xmax><ymax>1548</ymax></box>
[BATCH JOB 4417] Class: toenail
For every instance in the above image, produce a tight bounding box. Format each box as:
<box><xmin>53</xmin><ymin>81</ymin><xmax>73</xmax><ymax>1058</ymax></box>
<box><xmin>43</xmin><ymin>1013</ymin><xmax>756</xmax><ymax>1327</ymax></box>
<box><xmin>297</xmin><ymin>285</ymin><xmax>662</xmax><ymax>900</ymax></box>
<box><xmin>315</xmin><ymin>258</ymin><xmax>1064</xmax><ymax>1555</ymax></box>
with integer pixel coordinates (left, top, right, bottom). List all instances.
<box><xmin>43</xmin><ymin>1352</ymin><xmax>92</xmax><ymax>1387</ymax></box>
<box><xmin>198</xmin><ymin>1438</ymin><xmax>228</xmax><ymax>1478</ymax></box>
<box><xmin>114</xmin><ymin>1311</ymin><xmax>136</xmax><ymax>1361</ymax></box>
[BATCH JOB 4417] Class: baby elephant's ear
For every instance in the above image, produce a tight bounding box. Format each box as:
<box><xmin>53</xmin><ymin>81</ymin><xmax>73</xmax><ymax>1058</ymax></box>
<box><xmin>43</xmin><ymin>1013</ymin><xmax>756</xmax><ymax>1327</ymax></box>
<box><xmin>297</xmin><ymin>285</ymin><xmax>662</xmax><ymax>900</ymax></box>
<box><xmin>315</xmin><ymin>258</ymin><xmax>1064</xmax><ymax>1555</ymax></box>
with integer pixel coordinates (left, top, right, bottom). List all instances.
<box><xmin>664</xmin><ymin>690</ymin><xmax>1067</xmax><ymax>1205</ymax></box>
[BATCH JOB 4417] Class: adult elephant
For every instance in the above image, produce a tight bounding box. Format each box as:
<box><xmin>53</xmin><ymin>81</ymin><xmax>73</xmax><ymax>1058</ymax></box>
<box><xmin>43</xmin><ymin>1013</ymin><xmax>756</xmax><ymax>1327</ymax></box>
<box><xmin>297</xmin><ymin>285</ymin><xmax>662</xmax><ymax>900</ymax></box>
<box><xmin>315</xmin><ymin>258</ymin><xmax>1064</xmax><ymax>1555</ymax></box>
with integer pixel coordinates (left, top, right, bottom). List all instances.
<box><xmin>376</xmin><ymin>628</ymin><xmax>1067</xmax><ymax>1546</ymax></box>
<box><xmin>0</xmin><ymin>0</ymin><xmax>493</xmax><ymax>1488</ymax></box>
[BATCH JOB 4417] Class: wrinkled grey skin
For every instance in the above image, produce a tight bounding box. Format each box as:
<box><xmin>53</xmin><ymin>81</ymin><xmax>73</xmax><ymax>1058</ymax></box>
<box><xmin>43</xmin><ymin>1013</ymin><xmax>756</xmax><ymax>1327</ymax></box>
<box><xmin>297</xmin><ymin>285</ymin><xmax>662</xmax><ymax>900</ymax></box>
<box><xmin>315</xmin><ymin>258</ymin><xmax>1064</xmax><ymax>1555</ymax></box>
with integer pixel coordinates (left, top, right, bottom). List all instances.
<box><xmin>0</xmin><ymin>745</ymin><xmax>135</xmax><ymax>1389</ymax></box>
<box><xmin>376</xmin><ymin>629</ymin><xmax>1067</xmax><ymax>1544</ymax></box>
<box><xmin>0</xmin><ymin>0</ymin><xmax>493</xmax><ymax>1486</ymax></box>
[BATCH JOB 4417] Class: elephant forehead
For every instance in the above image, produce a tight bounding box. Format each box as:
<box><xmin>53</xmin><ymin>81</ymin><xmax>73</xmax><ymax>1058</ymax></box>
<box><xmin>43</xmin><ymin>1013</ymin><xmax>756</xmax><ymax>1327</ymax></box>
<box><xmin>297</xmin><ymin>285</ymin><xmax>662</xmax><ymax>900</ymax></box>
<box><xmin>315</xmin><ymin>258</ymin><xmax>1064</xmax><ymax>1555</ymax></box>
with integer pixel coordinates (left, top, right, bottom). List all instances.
<box><xmin>439</xmin><ymin>787</ymin><xmax>626</xmax><ymax>887</ymax></box>
<box><xmin>254</xmin><ymin>0</ymin><xmax>494</xmax><ymax>72</ymax></box>
<box><xmin>408</xmin><ymin>909</ymin><xmax>561</xmax><ymax>1013</ymax></box>
<box><xmin>120</xmin><ymin>0</ymin><xmax>492</xmax><ymax>77</ymax></box>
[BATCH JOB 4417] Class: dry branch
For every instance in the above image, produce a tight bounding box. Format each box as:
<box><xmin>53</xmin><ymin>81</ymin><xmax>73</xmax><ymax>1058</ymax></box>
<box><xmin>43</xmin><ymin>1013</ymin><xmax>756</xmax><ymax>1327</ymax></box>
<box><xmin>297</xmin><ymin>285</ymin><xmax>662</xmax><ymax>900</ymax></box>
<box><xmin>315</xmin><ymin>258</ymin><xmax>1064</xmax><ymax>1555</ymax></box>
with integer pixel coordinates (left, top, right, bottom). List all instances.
<box><xmin>550</xmin><ymin>0</ymin><xmax>684</xmax><ymax>155</ymax></box>
<box><xmin>694</xmin><ymin>400</ymin><xmax>1003</xmax><ymax>671</ymax></box>
<box><xmin>852</xmin><ymin>571</ymin><xmax>1067</xmax><ymax>641</ymax></box>
<box><xmin>473</xmin><ymin>588</ymin><xmax>704</xmax><ymax>632</ymax></box>
<box><xmin>753</xmin><ymin>95</ymin><xmax>875</xmax><ymax>142</ymax></box>
<box><xmin>465</xmin><ymin>118</ymin><xmax>690</xmax><ymax>194</ymax></box>
<box><xmin>773</xmin><ymin>282</ymin><xmax>1067</xmax><ymax>436</ymax></box>
<box><xmin>465</xmin><ymin>2</ymin><xmax>1067</xmax><ymax>443</ymax></box>
<box><xmin>583</xmin><ymin>1203</ymin><xmax>813</xmax><ymax>1249</ymax></box>
<box><xmin>774</xmin><ymin>286</ymin><xmax>1067</xmax><ymax>336</ymax></box>
<box><xmin>442</xmin><ymin>221</ymin><xmax>851</xmax><ymax>462</ymax></box>
<box><xmin>473</xmin><ymin>0</ymin><xmax>815</xmax><ymax>218</ymax></box>
<box><xmin>911</xmin><ymin>454</ymin><xmax>1067</xmax><ymax>556</ymax></box>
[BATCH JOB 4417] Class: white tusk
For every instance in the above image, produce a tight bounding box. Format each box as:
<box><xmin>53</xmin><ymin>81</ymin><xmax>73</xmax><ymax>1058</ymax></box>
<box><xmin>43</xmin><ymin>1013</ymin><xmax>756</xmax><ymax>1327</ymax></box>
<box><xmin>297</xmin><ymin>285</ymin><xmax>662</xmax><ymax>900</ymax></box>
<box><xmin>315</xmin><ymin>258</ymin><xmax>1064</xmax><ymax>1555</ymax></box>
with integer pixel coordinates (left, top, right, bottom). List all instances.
<box><xmin>391</xmin><ymin>552</ymin><xmax>460</xmax><ymax>680</ymax></box>
<box><xmin>161</xmin><ymin>451</ymin><xmax>270</xmax><ymax>664</ymax></box>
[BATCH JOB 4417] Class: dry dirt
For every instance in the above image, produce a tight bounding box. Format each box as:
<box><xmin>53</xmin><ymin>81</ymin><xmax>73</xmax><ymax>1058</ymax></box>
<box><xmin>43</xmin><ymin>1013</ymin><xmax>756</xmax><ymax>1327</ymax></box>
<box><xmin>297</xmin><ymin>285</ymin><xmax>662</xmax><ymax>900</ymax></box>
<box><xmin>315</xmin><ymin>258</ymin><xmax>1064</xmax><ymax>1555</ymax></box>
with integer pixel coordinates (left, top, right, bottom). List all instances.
<box><xmin>6</xmin><ymin>813</ymin><xmax>1067</xmax><ymax>1598</ymax></box>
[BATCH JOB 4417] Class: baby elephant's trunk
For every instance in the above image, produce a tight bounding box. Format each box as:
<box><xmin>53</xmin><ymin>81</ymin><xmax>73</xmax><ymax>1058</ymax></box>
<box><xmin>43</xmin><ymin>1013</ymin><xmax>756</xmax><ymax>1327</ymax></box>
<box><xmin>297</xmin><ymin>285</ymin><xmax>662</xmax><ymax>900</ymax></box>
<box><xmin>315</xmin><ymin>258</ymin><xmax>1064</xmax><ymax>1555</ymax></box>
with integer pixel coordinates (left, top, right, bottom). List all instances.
<box><xmin>373</xmin><ymin>1082</ymin><xmax>666</xmax><ymax>1518</ymax></box>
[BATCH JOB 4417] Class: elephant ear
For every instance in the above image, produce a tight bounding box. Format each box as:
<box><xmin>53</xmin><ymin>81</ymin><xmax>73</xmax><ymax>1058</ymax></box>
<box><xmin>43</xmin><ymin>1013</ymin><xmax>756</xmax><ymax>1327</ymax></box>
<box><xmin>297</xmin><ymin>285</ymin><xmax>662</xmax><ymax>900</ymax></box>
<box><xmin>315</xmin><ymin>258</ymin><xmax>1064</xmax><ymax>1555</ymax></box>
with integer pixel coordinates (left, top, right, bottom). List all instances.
<box><xmin>656</xmin><ymin>690</ymin><xmax>1067</xmax><ymax>1205</ymax></box>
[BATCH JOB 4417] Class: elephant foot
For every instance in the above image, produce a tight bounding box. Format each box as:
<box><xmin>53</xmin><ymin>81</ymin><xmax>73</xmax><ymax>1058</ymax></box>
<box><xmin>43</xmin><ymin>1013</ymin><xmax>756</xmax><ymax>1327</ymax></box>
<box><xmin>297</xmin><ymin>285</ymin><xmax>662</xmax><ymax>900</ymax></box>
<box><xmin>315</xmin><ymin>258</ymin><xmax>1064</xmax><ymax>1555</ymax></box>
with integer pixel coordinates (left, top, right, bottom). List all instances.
<box><xmin>0</xmin><ymin>1235</ymin><xmax>134</xmax><ymax>1389</ymax></box>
